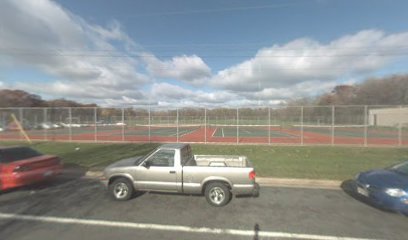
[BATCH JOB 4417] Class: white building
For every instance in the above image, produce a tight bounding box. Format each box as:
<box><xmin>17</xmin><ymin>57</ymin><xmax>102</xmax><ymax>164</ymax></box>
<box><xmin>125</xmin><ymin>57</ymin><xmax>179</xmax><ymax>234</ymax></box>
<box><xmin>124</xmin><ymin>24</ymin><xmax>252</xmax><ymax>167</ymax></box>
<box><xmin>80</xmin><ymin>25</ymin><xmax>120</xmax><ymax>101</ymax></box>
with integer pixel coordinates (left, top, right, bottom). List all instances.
<box><xmin>369</xmin><ymin>107</ymin><xmax>408</xmax><ymax>127</ymax></box>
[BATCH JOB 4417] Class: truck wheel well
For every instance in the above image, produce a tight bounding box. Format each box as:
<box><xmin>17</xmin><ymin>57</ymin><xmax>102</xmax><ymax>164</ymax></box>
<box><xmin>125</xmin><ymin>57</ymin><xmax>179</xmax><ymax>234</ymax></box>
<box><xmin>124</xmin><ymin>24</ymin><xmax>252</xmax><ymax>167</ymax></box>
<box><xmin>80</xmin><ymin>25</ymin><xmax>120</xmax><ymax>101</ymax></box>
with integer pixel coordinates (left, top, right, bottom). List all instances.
<box><xmin>202</xmin><ymin>180</ymin><xmax>231</xmax><ymax>194</ymax></box>
<box><xmin>108</xmin><ymin>176</ymin><xmax>132</xmax><ymax>186</ymax></box>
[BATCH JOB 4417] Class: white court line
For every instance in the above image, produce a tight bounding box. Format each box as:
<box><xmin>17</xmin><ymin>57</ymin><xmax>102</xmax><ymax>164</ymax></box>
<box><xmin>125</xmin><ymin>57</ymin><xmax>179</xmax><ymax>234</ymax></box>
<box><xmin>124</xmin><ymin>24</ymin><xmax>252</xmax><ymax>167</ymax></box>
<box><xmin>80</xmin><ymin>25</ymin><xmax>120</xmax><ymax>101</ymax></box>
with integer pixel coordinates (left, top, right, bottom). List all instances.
<box><xmin>179</xmin><ymin>128</ymin><xmax>199</xmax><ymax>138</ymax></box>
<box><xmin>0</xmin><ymin>213</ymin><xmax>381</xmax><ymax>240</ymax></box>
<box><xmin>169</xmin><ymin>130</ymin><xmax>182</xmax><ymax>137</ymax></box>
<box><xmin>210</xmin><ymin>127</ymin><xmax>217</xmax><ymax>137</ymax></box>
<box><xmin>169</xmin><ymin>128</ymin><xmax>198</xmax><ymax>137</ymax></box>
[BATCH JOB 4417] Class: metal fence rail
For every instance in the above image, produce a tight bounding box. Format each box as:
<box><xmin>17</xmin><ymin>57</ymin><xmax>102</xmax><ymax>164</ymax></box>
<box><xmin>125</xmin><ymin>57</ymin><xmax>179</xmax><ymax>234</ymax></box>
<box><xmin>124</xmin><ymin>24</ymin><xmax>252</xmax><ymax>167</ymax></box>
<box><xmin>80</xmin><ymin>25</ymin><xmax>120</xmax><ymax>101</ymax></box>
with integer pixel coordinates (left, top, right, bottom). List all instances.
<box><xmin>0</xmin><ymin>105</ymin><xmax>407</xmax><ymax>146</ymax></box>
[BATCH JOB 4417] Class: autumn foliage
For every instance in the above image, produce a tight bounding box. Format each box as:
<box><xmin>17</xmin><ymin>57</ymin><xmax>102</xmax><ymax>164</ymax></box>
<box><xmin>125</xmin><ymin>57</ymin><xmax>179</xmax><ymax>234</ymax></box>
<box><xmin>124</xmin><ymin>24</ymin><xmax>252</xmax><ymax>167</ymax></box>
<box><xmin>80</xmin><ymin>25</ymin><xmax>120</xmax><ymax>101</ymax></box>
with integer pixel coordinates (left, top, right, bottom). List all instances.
<box><xmin>0</xmin><ymin>89</ymin><xmax>97</xmax><ymax>108</ymax></box>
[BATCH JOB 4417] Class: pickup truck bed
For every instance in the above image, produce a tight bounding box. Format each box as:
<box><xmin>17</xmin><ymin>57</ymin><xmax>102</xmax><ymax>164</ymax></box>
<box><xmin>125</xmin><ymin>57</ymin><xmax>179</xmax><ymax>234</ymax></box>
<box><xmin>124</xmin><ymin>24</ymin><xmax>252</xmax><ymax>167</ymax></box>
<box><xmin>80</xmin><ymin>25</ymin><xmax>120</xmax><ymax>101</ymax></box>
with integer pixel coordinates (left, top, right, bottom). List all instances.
<box><xmin>192</xmin><ymin>155</ymin><xmax>250</xmax><ymax>167</ymax></box>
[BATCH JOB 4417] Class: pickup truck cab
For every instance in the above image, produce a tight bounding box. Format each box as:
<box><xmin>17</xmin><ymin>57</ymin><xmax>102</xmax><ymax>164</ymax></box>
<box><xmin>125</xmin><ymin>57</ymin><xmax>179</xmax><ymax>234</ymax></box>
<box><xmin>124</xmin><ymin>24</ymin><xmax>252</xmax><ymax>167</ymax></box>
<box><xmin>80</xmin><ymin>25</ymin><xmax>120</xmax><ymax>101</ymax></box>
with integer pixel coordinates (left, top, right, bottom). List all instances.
<box><xmin>102</xmin><ymin>143</ymin><xmax>259</xmax><ymax>206</ymax></box>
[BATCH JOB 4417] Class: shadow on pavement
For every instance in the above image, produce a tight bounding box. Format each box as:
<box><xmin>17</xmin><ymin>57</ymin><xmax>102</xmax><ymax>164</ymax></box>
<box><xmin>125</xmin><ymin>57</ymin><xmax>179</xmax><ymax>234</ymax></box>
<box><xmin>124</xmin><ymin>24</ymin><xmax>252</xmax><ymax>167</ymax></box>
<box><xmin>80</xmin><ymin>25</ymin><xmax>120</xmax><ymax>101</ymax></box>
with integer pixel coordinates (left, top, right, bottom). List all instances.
<box><xmin>253</xmin><ymin>223</ymin><xmax>260</xmax><ymax>240</ymax></box>
<box><xmin>135</xmin><ymin>191</ymin><xmax>201</xmax><ymax>198</ymax></box>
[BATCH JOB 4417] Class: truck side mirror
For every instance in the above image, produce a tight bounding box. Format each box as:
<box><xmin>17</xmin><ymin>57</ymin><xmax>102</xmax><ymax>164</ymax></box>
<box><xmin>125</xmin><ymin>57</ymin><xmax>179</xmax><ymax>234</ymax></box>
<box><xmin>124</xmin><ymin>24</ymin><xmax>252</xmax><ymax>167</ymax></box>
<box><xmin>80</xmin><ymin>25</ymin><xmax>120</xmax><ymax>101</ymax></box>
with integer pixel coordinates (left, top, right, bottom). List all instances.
<box><xmin>143</xmin><ymin>161</ymin><xmax>151</xmax><ymax>168</ymax></box>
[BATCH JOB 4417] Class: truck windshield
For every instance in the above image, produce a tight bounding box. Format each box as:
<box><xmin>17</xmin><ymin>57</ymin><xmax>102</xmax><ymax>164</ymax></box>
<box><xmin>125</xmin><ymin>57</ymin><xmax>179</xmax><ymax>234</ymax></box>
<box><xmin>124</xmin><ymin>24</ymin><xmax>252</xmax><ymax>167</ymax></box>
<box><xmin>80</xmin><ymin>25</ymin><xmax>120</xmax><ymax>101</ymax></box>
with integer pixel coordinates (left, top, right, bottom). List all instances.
<box><xmin>134</xmin><ymin>156</ymin><xmax>146</xmax><ymax>166</ymax></box>
<box><xmin>139</xmin><ymin>148</ymin><xmax>158</xmax><ymax>164</ymax></box>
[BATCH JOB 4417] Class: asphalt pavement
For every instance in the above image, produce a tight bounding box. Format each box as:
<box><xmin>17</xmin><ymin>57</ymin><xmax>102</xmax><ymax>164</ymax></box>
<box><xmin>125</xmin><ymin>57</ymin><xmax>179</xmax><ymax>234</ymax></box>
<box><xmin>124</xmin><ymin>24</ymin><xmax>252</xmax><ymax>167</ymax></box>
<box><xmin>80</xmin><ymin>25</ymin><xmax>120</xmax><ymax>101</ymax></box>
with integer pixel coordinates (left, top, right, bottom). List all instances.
<box><xmin>0</xmin><ymin>174</ymin><xmax>406</xmax><ymax>240</ymax></box>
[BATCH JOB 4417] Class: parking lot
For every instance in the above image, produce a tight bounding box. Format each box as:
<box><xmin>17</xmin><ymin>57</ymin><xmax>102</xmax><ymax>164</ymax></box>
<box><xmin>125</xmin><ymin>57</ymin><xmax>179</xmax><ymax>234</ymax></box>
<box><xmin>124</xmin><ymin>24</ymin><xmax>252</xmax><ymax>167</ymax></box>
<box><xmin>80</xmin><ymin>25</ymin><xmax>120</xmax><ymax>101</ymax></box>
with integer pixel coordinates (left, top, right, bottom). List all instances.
<box><xmin>0</xmin><ymin>174</ymin><xmax>406</xmax><ymax>240</ymax></box>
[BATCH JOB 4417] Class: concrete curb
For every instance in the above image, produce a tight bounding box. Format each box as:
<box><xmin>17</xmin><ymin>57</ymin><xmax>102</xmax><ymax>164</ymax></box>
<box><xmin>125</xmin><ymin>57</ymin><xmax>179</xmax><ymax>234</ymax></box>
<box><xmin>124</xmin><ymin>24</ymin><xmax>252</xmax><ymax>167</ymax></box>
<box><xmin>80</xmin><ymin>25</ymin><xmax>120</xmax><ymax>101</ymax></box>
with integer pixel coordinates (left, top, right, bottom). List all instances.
<box><xmin>79</xmin><ymin>170</ymin><xmax>342</xmax><ymax>190</ymax></box>
<box><xmin>256</xmin><ymin>177</ymin><xmax>342</xmax><ymax>190</ymax></box>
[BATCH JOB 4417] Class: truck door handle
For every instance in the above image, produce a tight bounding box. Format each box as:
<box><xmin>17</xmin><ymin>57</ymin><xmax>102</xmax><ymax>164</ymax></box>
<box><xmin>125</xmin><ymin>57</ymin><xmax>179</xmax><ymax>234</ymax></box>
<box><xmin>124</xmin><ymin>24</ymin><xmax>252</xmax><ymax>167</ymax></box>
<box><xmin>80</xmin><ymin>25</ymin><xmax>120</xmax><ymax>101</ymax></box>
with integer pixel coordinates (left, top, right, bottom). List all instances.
<box><xmin>169</xmin><ymin>171</ymin><xmax>176</xmax><ymax>174</ymax></box>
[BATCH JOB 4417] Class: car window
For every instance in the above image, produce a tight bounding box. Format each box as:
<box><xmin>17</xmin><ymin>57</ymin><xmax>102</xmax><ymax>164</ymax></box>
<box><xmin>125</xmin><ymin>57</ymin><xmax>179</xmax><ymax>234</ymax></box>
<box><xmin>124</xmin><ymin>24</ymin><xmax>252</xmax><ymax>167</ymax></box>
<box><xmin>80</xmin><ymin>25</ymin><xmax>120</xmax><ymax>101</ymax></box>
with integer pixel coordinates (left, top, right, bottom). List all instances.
<box><xmin>180</xmin><ymin>145</ymin><xmax>193</xmax><ymax>166</ymax></box>
<box><xmin>148</xmin><ymin>149</ymin><xmax>175</xmax><ymax>167</ymax></box>
<box><xmin>0</xmin><ymin>147</ymin><xmax>42</xmax><ymax>163</ymax></box>
<box><xmin>2</xmin><ymin>147</ymin><xmax>42</xmax><ymax>163</ymax></box>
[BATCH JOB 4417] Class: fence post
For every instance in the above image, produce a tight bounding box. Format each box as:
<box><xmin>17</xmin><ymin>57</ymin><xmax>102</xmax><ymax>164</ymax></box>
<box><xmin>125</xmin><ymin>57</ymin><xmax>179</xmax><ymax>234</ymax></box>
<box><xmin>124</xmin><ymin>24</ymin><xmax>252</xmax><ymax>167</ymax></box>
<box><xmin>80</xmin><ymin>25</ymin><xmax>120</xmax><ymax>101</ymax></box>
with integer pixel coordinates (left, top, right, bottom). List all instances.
<box><xmin>176</xmin><ymin>108</ymin><xmax>179</xmax><ymax>143</ymax></box>
<box><xmin>236</xmin><ymin>108</ymin><xmax>239</xmax><ymax>144</ymax></box>
<box><xmin>301</xmin><ymin>106</ymin><xmax>304</xmax><ymax>146</ymax></box>
<box><xmin>68</xmin><ymin>107</ymin><xmax>72</xmax><ymax>142</ymax></box>
<box><xmin>148</xmin><ymin>106</ymin><xmax>151</xmax><ymax>143</ymax></box>
<box><xmin>364</xmin><ymin>105</ymin><xmax>368</xmax><ymax>147</ymax></box>
<box><xmin>204</xmin><ymin>108</ymin><xmax>207</xmax><ymax>144</ymax></box>
<box><xmin>331</xmin><ymin>105</ymin><xmax>335</xmax><ymax>146</ymax></box>
<box><xmin>18</xmin><ymin>108</ymin><xmax>23</xmax><ymax>140</ymax></box>
<box><xmin>18</xmin><ymin>108</ymin><xmax>23</xmax><ymax>123</ymax></box>
<box><xmin>43</xmin><ymin>108</ymin><xmax>48</xmax><ymax>141</ymax></box>
<box><xmin>268</xmin><ymin>107</ymin><xmax>271</xmax><ymax>145</ymax></box>
<box><xmin>94</xmin><ymin>107</ymin><xmax>97</xmax><ymax>142</ymax></box>
<box><xmin>398</xmin><ymin>105</ymin><xmax>402</xmax><ymax>146</ymax></box>
<box><xmin>121</xmin><ymin>108</ymin><xmax>125</xmax><ymax>142</ymax></box>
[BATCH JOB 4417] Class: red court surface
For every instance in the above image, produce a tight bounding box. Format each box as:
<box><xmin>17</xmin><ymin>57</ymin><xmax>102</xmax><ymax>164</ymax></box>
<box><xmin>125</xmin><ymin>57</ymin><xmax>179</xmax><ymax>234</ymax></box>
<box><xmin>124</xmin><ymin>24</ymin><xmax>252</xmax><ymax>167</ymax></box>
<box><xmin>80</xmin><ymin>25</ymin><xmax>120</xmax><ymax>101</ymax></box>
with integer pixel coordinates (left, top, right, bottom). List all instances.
<box><xmin>0</xmin><ymin>125</ymin><xmax>407</xmax><ymax>146</ymax></box>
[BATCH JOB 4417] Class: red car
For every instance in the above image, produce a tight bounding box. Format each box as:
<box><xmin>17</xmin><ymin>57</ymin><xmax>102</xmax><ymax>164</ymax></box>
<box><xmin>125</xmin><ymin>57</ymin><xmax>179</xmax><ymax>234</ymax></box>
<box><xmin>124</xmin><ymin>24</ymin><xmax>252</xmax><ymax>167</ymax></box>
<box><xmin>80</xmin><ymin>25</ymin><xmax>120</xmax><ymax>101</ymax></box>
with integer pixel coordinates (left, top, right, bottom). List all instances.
<box><xmin>0</xmin><ymin>146</ymin><xmax>62</xmax><ymax>191</ymax></box>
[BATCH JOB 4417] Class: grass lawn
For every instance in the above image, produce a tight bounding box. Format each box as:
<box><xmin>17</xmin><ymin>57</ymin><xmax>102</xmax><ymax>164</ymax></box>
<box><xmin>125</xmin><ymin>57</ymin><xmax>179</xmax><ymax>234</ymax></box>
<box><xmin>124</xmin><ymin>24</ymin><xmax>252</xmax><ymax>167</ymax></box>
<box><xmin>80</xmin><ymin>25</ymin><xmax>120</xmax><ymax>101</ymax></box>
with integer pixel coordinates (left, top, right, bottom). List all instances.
<box><xmin>1</xmin><ymin>141</ymin><xmax>408</xmax><ymax>180</ymax></box>
<box><xmin>191</xmin><ymin>145</ymin><xmax>408</xmax><ymax>180</ymax></box>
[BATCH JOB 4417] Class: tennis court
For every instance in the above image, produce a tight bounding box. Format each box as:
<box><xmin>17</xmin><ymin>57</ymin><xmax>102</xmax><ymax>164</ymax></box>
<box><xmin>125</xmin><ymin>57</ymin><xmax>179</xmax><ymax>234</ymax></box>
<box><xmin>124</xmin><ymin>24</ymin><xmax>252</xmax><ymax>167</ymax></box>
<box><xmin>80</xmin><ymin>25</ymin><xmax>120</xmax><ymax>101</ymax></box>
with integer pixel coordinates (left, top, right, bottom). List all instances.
<box><xmin>0</xmin><ymin>106</ymin><xmax>407</xmax><ymax>146</ymax></box>
<box><xmin>0</xmin><ymin>123</ymin><xmax>406</xmax><ymax>145</ymax></box>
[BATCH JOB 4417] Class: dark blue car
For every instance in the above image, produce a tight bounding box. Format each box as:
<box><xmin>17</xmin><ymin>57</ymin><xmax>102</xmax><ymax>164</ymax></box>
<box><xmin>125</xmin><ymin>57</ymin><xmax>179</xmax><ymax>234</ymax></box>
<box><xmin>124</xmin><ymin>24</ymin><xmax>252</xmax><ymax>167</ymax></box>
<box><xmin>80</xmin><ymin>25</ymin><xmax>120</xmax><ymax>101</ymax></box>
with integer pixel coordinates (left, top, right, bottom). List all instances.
<box><xmin>354</xmin><ymin>161</ymin><xmax>408</xmax><ymax>215</ymax></box>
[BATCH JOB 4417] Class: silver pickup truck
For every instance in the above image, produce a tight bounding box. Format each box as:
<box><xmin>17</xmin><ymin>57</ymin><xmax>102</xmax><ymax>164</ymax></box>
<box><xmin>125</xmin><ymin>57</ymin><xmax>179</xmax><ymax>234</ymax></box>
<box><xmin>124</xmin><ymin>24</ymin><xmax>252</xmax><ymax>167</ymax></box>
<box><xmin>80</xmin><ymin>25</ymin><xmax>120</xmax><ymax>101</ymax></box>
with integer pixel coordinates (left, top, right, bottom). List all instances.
<box><xmin>102</xmin><ymin>143</ymin><xmax>259</xmax><ymax>206</ymax></box>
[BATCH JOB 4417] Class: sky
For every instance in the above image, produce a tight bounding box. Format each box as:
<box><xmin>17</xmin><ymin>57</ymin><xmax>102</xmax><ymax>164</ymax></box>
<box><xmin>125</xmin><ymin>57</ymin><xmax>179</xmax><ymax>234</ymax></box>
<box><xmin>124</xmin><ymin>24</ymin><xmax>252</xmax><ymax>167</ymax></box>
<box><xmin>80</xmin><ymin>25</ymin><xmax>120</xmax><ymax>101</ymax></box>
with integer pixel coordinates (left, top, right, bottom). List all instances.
<box><xmin>1</xmin><ymin>0</ymin><xmax>408</xmax><ymax>107</ymax></box>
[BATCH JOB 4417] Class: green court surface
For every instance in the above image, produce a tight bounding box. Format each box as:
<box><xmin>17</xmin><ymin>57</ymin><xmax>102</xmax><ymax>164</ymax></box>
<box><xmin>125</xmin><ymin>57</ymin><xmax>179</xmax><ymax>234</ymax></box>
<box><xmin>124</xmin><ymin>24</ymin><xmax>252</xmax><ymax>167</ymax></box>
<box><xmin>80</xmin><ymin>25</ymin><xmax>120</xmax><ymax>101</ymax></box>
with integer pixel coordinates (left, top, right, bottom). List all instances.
<box><xmin>20</xmin><ymin>126</ymin><xmax>201</xmax><ymax>137</ymax></box>
<box><xmin>26</xmin><ymin>127</ymin><xmax>98</xmax><ymax>136</ymax></box>
<box><xmin>302</xmin><ymin>126</ymin><xmax>405</xmax><ymax>139</ymax></box>
<box><xmin>212</xmin><ymin>126</ymin><xmax>298</xmax><ymax>138</ymax></box>
<box><xmin>120</xmin><ymin>126</ymin><xmax>201</xmax><ymax>137</ymax></box>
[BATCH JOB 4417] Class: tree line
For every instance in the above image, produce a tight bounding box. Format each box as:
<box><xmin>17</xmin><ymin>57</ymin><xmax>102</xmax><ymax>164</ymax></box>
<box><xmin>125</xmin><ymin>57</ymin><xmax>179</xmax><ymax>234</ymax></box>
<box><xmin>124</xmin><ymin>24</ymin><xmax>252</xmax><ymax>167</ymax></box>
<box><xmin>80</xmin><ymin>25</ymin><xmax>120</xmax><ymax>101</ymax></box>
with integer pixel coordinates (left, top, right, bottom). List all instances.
<box><xmin>0</xmin><ymin>89</ymin><xmax>97</xmax><ymax>108</ymax></box>
<box><xmin>289</xmin><ymin>74</ymin><xmax>408</xmax><ymax>106</ymax></box>
<box><xmin>1</xmin><ymin>74</ymin><xmax>407</xmax><ymax>109</ymax></box>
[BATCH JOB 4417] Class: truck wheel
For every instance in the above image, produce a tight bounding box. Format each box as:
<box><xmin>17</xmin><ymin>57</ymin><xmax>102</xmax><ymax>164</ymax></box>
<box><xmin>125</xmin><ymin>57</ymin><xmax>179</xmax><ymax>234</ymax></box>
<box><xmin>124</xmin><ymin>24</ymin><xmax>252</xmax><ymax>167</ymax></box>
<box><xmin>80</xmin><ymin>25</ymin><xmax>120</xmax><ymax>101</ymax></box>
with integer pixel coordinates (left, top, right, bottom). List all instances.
<box><xmin>109</xmin><ymin>178</ymin><xmax>134</xmax><ymax>201</ymax></box>
<box><xmin>205</xmin><ymin>182</ymin><xmax>231</xmax><ymax>207</ymax></box>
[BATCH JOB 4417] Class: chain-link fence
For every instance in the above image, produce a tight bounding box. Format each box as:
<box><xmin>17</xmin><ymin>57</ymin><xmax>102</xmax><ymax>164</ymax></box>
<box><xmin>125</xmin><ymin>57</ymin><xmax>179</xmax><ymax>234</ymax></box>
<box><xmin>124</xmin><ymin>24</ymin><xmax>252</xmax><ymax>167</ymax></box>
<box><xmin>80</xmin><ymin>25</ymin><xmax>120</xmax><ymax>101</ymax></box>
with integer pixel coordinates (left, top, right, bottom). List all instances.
<box><xmin>0</xmin><ymin>106</ymin><xmax>407</xmax><ymax>146</ymax></box>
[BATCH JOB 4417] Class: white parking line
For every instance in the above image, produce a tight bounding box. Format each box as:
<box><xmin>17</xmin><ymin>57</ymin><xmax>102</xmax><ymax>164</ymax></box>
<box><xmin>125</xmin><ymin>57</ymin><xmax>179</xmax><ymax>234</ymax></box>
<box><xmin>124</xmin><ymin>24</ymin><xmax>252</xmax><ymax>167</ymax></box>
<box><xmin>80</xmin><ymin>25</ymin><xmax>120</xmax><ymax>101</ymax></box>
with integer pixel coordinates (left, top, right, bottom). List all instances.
<box><xmin>0</xmin><ymin>212</ymin><xmax>380</xmax><ymax>240</ymax></box>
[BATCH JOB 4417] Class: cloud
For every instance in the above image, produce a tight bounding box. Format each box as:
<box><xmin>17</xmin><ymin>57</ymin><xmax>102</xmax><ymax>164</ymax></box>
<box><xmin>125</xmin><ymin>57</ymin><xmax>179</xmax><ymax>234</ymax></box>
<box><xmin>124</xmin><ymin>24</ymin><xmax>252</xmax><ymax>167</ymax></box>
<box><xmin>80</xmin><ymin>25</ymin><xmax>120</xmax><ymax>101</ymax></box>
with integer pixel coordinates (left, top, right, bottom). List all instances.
<box><xmin>104</xmin><ymin>96</ymin><xmax>155</xmax><ymax>107</ymax></box>
<box><xmin>1</xmin><ymin>1</ymin><xmax>407</xmax><ymax>108</ymax></box>
<box><xmin>14</xmin><ymin>81</ymin><xmax>145</xmax><ymax>100</ymax></box>
<box><xmin>0</xmin><ymin>0</ymin><xmax>149</xmax><ymax>100</ymax></box>
<box><xmin>151</xmin><ymin>82</ymin><xmax>193</xmax><ymax>100</ymax></box>
<box><xmin>143</xmin><ymin>54</ymin><xmax>211</xmax><ymax>85</ymax></box>
<box><xmin>242</xmin><ymin>80</ymin><xmax>336</xmax><ymax>101</ymax></box>
<box><xmin>149</xmin><ymin>83</ymin><xmax>246</xmax><ymax>107</ymax></box>
<box><xmin>210</xmin><ymin>30</ymin><xmax>408</xmax><ymax>92</ymax></box>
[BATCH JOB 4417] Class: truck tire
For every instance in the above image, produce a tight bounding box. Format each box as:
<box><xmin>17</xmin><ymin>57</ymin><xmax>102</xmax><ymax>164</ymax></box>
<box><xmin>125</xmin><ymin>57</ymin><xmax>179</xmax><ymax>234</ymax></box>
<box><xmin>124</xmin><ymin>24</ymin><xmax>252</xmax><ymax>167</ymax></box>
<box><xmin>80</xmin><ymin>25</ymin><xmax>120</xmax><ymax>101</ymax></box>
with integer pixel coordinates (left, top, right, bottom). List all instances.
<box><xmin>109</xmin><ymin>178</ymin><xmax>134</xmax><ymax>201</ymax></box>
<box><xmin>205</xmin><ymin>182</ymin><xmax>231</xmax><ymax>207</ymax></box>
